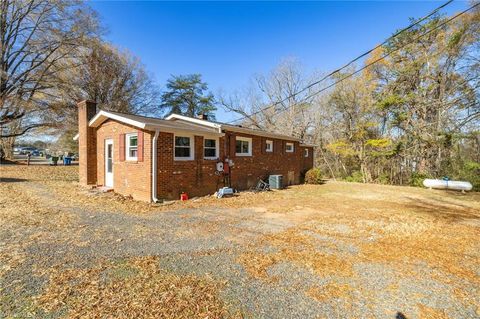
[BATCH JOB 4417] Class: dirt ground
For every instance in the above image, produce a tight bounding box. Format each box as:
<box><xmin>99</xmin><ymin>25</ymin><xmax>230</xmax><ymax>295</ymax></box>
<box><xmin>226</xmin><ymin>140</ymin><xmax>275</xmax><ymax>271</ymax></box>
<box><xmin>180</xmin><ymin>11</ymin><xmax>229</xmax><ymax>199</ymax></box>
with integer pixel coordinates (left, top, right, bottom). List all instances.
<box><xmin>0</xmin><ymin>165</ymin><xmax>479</xmax><ymax>319</ymax></box>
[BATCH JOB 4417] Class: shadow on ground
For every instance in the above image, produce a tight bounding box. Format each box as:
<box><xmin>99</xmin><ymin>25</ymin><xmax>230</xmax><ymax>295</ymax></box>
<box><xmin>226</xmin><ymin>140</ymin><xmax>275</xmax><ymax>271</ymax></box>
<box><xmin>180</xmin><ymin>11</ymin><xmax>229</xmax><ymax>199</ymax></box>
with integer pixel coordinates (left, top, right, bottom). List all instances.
<box><xmin>0</xmin><ymin>177</ymin><xmax>27</xmax><ymax>183</ymax></box>
<box><xmin>403</xmin><ymin>197</ymin><xmax>480</xmax><ymax>222</ymax></box>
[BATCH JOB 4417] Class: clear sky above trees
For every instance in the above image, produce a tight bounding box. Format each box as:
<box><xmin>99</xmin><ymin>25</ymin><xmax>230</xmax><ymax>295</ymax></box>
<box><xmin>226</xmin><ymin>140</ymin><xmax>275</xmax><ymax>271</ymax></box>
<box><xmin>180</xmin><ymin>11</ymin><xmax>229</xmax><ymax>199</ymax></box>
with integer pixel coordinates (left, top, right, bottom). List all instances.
<box><xmin>90</xmin><ymin>1</ymin><xmax>469</xmax><ymax>122</ymax></box>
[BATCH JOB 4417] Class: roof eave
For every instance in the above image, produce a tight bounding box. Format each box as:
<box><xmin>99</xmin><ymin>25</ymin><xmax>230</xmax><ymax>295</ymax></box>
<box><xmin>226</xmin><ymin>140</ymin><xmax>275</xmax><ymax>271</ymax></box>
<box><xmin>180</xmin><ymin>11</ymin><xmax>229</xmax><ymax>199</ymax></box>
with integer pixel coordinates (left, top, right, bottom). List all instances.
<box><xmin>166</xmin><ymin>114</ymin><xmax>222</xmax><ymax>130</ymax></box>
<box><xmin>299</xmin><ymin>143</ymin><xmax>317</xmax><ymax>148</ymax></box>
<box><xmin>88</xmin><ymin>110</ymin><xmax>147</xmax><ymax>129</ymax></box>
<box><xmin>144</xmin><ymin>124</ymin><xmax>224</xmax><ymax>136</ymax></box>
<box><xmin>220</xmin><ymin>124</ymin><xmax>301</xmax><ymax>142</ymax></box>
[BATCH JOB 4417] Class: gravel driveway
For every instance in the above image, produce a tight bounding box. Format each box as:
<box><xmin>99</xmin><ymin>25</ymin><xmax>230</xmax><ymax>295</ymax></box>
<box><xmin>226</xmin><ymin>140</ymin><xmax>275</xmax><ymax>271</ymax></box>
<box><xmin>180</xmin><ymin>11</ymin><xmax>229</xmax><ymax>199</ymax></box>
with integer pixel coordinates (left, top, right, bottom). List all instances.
<box><xmin>1</xmin><ymin>166</ymin><xmax>479</xmax><ymax>318</ymax></box>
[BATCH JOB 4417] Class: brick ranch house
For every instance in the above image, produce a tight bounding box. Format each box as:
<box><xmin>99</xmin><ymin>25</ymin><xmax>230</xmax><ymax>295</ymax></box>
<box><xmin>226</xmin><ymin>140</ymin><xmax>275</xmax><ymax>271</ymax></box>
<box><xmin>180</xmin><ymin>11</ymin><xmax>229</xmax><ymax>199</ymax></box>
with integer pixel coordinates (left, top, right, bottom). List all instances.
<box><xmin>75</xmin><ymin>100</ymin><xmax>314</xmax><ymax>202</ymax></box>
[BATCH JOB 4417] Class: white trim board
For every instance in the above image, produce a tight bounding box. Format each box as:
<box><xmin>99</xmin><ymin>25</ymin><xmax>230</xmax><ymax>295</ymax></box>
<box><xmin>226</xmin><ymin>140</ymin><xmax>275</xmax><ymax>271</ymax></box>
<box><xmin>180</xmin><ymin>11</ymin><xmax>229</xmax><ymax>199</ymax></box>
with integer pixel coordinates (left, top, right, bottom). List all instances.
<box><xmin>235</xmin><ymin>136</ymin><xmax>252</xmax><ymax>157</ymax></box>
<box><xmin>173</xmin><ymin>134</ymin><xmax>195</xmax><ymax>161</ymax></box>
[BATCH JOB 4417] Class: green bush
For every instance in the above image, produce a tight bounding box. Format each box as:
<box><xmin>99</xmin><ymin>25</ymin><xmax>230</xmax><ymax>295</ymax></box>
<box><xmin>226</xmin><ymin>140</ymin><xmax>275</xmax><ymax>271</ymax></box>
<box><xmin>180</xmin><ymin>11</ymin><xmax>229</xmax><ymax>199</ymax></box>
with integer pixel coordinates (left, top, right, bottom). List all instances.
<box><xmin>409</xmin><ymin>172</ymin><xmax>431</xmax><ymax>187</ymax></box>
<box><xmin>344</xmin><ymin>171</ymin><xmax>364</xmax><ymax>183</ymax></box>
<box><xmin>455</xmin><ymin>161</ymin><xmax>480</xmax><ymax>191</ymax></box>
<box><xmin>377</xmin><ymin>173</ymin><xmax>390</xmax><ymax>185</ymax></box>
<box><xmin>304</xmin><ymin>168</ymin><xmax>323</xmax><ymax>184</ymax></box>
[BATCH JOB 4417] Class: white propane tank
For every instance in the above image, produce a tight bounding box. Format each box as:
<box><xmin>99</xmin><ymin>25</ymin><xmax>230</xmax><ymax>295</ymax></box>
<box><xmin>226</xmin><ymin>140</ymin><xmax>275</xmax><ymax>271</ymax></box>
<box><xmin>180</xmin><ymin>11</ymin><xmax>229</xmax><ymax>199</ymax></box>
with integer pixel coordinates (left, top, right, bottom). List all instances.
<box><xmin>423</xmin><ymin>179</ymin><xmax>473</xmax><ymax>191</ymax></box>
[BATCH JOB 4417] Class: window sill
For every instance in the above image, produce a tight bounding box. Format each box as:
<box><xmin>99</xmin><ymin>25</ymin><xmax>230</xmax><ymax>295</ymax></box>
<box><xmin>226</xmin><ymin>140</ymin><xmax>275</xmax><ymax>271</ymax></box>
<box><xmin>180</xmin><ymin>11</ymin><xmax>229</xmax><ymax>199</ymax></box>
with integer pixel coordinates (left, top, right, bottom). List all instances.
<box><xmin>174</xmin><ymin>158</ymin><xmax>195</xmax><ymax>161</ymax></box>
<box><xmin>236</xmin><ymin>153</ymin><xmax>252</xmax><ymax>157</ymax></box>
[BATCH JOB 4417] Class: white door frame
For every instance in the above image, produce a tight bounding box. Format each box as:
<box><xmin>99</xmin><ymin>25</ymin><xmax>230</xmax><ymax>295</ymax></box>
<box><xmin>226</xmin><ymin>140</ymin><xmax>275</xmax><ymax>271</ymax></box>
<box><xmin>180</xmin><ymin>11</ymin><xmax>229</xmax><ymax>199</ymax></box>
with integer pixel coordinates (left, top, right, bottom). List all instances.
<box><xmin>105</xmin><ymin>139</ymin><xmax>114</xmax><ymax>188</ymax></box>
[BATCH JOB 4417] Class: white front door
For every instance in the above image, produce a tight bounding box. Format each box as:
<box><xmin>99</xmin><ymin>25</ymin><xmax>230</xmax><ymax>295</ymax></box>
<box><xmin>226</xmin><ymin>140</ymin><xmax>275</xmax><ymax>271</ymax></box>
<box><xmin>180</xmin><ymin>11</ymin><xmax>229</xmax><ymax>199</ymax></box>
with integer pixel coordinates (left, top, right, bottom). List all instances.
<box><xmin>105</xmin><ymin>139</ymin><xmax>114</xmax><ymax>188</ymax></box>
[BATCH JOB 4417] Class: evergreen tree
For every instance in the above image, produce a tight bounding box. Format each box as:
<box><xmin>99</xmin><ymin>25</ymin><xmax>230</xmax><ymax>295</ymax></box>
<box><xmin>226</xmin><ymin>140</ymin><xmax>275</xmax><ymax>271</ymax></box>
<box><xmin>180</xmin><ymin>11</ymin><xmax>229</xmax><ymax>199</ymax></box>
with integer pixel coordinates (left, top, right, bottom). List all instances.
<box><xmin>161</xmin><ymin>74</ymin><xmax>216</xmax><ymax>119</ymax></box>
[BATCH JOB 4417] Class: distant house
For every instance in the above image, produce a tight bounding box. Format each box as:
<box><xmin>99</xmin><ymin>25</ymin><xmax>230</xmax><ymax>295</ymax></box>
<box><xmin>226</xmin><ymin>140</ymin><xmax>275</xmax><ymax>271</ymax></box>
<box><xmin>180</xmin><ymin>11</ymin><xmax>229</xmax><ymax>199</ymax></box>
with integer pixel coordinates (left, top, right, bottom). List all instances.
<box><xmin>76</xmin><ymin>100</ymin><xmax>314</xmax><ymax>202</ymax></box>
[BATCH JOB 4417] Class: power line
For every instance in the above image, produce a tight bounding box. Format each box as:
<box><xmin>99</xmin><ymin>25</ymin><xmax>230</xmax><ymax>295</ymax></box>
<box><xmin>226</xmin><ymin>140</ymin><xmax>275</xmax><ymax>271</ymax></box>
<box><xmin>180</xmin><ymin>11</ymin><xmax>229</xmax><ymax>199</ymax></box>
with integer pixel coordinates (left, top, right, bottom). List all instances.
<box><xmin>227</xmin><ymin>0</ymin><xmax>456</xmax><ymax>124</ymax></box>
<box><xmin>236</xmin><ymin>1</ymin><xmax>480</xmax><ymax>124</ymax></box>
<box><xmin>293</xmin><ymin>2</ymin><xmax>480</xmax><ymax>116</ymax></box>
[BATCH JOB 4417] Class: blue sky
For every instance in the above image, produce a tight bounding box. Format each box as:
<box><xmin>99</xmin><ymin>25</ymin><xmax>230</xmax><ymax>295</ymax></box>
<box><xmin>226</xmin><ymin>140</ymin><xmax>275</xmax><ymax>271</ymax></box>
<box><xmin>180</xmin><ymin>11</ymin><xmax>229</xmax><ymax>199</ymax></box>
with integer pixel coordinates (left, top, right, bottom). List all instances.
<box><xmin>90</xmin><ymin>1</ymin><xmax>468</xmax><ymax>122</ymax></box>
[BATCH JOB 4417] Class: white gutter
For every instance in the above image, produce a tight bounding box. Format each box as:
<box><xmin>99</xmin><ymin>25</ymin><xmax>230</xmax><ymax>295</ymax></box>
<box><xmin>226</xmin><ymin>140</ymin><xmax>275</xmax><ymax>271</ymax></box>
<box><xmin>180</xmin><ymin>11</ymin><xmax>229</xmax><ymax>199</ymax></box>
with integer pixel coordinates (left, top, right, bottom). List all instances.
<box><xmin>221</xmin><ymin>124</ymin><xmax>301</xmax><ymax>142</ymax></box>
<box><xmin>151</xmin><ymin>129</ymin><xmax>160</xmax><ymax>203</ymax></box>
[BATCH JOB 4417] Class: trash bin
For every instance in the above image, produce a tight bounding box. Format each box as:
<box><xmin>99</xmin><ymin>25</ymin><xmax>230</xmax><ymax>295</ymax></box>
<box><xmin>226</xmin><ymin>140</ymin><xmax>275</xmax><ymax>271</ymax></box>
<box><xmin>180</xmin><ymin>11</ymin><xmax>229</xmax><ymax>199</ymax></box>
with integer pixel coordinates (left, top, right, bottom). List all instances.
<box><xmin>50</xmin><ymin>156</ymin><xmax>59</xmax><ymax>166</ymax></box>
<box><xmin>63</xmin><ymin>157</ymin><xmax>72</xmax><ymax>166</ymax></box>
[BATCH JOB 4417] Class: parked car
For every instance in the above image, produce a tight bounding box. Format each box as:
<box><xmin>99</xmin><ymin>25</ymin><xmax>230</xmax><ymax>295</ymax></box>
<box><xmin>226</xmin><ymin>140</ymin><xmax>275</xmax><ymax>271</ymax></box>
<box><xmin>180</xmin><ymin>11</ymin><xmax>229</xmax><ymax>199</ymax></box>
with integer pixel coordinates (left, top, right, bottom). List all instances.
<box><xmin>20</xmin><ymin>147</ymin><xmax>36</xmax><ymax>155</ymax></box>
<box><xmin>31</xmin><ymin>150</ymin><xmax>40</xmax><ymax>156</ymax></box>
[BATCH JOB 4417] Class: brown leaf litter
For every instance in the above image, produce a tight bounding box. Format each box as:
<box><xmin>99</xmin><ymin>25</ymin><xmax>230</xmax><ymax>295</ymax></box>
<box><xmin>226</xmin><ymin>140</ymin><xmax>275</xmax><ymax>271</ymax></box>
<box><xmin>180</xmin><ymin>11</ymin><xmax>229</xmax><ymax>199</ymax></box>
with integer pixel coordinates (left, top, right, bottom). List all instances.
<box><xmin>36</xmin><ymin>256</ymin><xmax>240</xmax><ymax>319</ymax></box>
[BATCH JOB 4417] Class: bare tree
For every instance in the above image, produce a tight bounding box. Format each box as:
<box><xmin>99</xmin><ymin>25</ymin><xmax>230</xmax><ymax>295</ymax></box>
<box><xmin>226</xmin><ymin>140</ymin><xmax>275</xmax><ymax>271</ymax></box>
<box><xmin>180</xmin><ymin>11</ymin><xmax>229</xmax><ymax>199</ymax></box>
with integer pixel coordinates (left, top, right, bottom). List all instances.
<box><xmin>0</xmin><ymin>0</ymin><xmax>99</xmax><ymax>138</ymax></box>
<box><xmin>219</xmin><ymin>58</ymin><xmax>319</xmax><ymax>139</ymax></box>
<box><xmin>54</xmin><ymin>39</ymin><xmax>161</xmax><ymax>129</ymax></box>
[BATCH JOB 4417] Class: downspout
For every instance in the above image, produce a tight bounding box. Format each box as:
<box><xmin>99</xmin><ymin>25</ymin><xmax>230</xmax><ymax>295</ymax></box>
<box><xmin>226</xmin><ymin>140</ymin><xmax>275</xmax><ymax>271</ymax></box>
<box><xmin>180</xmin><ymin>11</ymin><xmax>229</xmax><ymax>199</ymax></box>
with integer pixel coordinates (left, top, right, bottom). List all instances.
<box><xmin>151</xmin><ymin>129</ymin><xmax>160</xmax><ymax>203</ymax></box>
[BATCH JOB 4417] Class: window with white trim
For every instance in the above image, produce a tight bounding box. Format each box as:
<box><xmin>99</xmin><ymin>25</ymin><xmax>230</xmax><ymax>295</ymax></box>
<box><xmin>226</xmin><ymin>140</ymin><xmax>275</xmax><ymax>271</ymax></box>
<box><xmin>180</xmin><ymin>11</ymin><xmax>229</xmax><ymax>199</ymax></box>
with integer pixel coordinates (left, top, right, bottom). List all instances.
<box><xmin>265</xmin><ymin>140</ymin><xmax>273</xmax><ymax>152</ymax></box>
<box><xmin>235</xmin><ymin>136</ymin><xmax>252</xmax><ymax>156</ymax></box>
<box><xmin>286</xmin><ymin>142</ymin><xmax>294</xmax><ymax>153</ymax></box>
<box><xmin>126</xmin><ymin>133</ymin><xmax>138</xmax><ymax>161</ymax></box>
<box><xmin>304</xmin><ymin>148</ymin><xmax>309</xmax><ymax>157</ymax></box>
<box><xmin>204</xmin><ymin>138</ymin><xmax>218</xmax><ymax>159</ymax></box>
<box><xmin>174</xmin><ymin>135</ymin><xmax>194</xmax><ymax>160</ymax></box>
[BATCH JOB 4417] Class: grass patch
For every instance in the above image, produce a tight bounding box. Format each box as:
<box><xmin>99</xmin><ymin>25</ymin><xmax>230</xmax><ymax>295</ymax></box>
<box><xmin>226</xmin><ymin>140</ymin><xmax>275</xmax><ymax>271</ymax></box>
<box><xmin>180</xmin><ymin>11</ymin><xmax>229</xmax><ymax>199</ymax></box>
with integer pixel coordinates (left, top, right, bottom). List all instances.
<box><xmin>36</xmin><ymin>256</ymin><xmax>236</xmax><ymax>319</ymax></box>
<box><xmin>307</xmin><ymin>282</ymin><xmax>353</xmax><ymax>302</ymax></box>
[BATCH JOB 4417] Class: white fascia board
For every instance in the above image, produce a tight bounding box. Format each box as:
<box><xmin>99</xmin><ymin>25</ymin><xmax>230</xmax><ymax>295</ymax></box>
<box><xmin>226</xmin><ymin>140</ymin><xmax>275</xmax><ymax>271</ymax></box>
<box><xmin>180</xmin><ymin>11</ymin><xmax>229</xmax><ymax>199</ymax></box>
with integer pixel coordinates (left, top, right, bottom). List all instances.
<box><xmin>299</xmin><ymin>143</ymin><xmax>317</xmax><ymax>147</ymax></box>
<box><xmin>220</xmin><ymin>124</ymin><xmax>301</xmax><ymax>142</ymax></box>
<box><xmin>88</xmin><ymin>110</ymin><xmax>226</xmax><ymax>137</ymax></box>
<box><xmin>165</xmin><ymin>114</ymin><xmax>299</xmax><ymax>142</ymax></box>
<box><xmin>144</xmin><ymin>124</ymin><xmax>224</xmax><ymax>137</ymax></box>
<box><xmin>157</xmin><ymin>119</ymin><xmax>221</xmax><ymax>132</ymax></box>
<box><xmin>166</xmin><ymin>114</ymin><xmax>222</xmax><ymax>130</ymax></box>
<box><xmin>89</xmin><ymin>110</ymin><xmax>147</xmax><ymax>129</ymax></box>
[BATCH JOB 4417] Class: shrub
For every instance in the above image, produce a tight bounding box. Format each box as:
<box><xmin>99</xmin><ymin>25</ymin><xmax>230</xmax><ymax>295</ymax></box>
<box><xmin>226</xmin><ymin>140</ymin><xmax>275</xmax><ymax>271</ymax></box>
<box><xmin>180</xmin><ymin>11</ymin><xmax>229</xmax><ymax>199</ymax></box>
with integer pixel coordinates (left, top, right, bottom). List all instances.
<box><xmin>409</xmin><ymin>172</ymin><xmax>431</xmax><ymax>187</ymax></box>
<box><xmin>344</xmin><ymin>171</ymin><xmax>363</xmax><ymax>183</ymax></box>
<box><xmin>455</xmin><ymin>161</ymin><xmax>480</xmax><ymax>191</ymax></box>
<box><xmin>304</xmin><ymin>168</ymin><xmax>323</xmax><ymax>184</ymax></box>
<box><xmin>377</xmin><ymin>173</ymin><xmax>390</xmax><ymax>185</ymax></box>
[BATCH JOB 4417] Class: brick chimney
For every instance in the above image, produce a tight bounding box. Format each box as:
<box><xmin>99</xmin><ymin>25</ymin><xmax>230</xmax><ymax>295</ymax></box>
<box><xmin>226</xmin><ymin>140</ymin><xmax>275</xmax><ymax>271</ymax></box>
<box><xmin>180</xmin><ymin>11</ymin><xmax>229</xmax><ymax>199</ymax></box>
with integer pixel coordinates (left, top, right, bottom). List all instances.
<box><xmin>77</xmin><ymin>100</ymin><xmax>97</xmax><ymax>185</ymax></box>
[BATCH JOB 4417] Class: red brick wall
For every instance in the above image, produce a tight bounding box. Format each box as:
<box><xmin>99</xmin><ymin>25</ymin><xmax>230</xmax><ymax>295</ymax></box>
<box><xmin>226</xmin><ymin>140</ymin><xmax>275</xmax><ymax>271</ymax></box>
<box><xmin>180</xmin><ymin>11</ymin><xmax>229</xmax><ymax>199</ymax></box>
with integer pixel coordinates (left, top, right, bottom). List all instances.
<box><xmin>155</xmin><ymin>131</ymin><xmax>314</xmax><ymax>200</ymax></box>
<box><xmin>91</xmin><ymin>118</ymin><xmax>314</xmax><ymax>202</ymax></box>
<box><xmin>95</xmin><ymin>120</ymin><xmax>153</xmax><ymax>202</ymax></box>
<box><xmin>225</xmin><ymin>132</ymin><xmax>307</xmax><ymax>190</ymax></box>
<box><xmin>78</xmin><ymin>101</ymin><xmax>97</xmax><ymax>185</ymax></box>
<box><xmin>156</xmin><ymin>132</ymin><xmax>225</xmax><ymax>199</ymax></box>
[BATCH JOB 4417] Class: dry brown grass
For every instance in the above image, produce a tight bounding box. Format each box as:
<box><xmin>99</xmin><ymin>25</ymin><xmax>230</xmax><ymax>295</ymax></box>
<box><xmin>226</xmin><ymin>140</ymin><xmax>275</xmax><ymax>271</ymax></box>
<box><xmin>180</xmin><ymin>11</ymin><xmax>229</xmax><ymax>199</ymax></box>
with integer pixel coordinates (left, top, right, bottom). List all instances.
<box><xmin>0</xmin><ymin>165</ymin><xmax>293</xmax><ymax>215</ymax></box>
<box><xmin>0</xmin><ymin>167</ymin><xmax>77</xmax><ymax>277</ymax></box>
<box><xmin>4</xmin><ymin>165</ymin><xmax>478</xmax><ymax>285</ymax></box>
<box><xmin>4</xmin><ymin>165</ymin><xmax>479</xmax><ymax>217</ymax></box>
<box><xmin>36</xmin><ymin>256</ymin><xmax>237</xmax><ymax>319</ymax></box>
<box><xmin>233</xmin><ymin>180</ymin><xmax>480</xmax><ymax>313</ymax></box>
<box><xmin>307</xmin><ymin>283</ymin><xmax>353</xmax><ymax>302</ymax></box>
<box><xmin>2</xmin><ymin>165</ymin><xmax>480</xmax><ymax>315</ymax></box>
<box><xmin>237</xmin><ymin>252</ymin><xmax>279</xmax><ymax>280</ymax></box>
<box><xmin>418</xmin><ymin>304</ymin><xmax>451</xmax><ymax>319</ymax></box>
<box><xmin>238</xmin><ymin>227</ymin><xmax>354</xmax><ymax>281</ymax></box>
<box><xmin>0</xmin><ymin>184</ymin><xmax>74</xmax><ymax>228</ymax></box>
